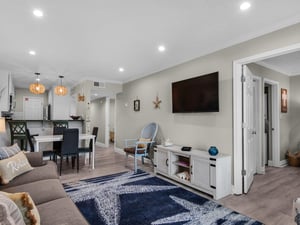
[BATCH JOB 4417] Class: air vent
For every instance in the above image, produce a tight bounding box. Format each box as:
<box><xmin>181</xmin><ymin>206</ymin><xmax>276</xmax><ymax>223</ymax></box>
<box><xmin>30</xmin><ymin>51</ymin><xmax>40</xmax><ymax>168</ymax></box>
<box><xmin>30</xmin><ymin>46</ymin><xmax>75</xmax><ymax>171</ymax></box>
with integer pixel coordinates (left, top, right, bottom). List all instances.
<box><xmin>94</xmin><ymin>81</ymin><xmax>105</xmax><ymax>88</ymax></box>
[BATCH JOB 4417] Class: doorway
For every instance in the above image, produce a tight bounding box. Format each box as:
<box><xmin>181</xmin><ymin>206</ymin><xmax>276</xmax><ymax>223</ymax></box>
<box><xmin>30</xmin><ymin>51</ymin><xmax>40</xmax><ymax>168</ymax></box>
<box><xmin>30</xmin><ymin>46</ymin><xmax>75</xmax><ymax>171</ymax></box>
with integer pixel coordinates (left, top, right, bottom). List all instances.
<box><xmin>233</xmin><ymin>43</ymin><xmax>300</xmax><ymax>195</ymax></box>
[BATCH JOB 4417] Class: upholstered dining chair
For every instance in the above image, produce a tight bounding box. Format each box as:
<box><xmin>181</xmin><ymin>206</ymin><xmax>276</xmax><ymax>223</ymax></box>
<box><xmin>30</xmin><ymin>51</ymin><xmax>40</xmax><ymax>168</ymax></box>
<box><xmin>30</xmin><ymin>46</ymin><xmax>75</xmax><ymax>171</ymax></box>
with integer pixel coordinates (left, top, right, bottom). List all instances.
<box><xmin>124</xmin><ymin>122</ymin><xmax>158</xmax><ymax>173</ymax></box>
<box><xmin>78</xmin><ymin>127</ymin><xmax>98</xmax><ymax>165</ymax></box>
<box><xmin>25</xmin><ymin>129</ymin><xmax>54</xmax><ymax>159</ymax></box>
<box><xmin>54</xmin><ymin>128</ymin><xmax>79</xmax><ymax>175</ymax></box>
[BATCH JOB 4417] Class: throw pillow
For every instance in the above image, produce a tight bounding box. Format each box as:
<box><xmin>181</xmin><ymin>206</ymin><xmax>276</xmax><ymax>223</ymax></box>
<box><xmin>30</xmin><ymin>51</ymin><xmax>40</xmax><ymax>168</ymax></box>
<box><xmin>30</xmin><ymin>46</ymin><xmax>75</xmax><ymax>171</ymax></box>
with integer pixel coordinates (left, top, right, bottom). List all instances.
<box><xmin>0</xmin><ymin>144</ymin><xmax>21</xmax><ymax>160</ymax></box>
<box><xmin>137</xmin><ymin>138</ymin><xmax>151</xmax><ymax>148</ymax></box>
<box><xmin>1</xmin><ymin>191</ymin><xmax>40</xmax><ymax>225</ymax></box>
<box><xmin>0</xmin><ymin>192</ymin><xmax>25</xmax><ymax>225</ymax></box>
<box><xmin>0</xmin><ymin>151</ymin><xmax>33</xmax><ymax>184</ymax></box>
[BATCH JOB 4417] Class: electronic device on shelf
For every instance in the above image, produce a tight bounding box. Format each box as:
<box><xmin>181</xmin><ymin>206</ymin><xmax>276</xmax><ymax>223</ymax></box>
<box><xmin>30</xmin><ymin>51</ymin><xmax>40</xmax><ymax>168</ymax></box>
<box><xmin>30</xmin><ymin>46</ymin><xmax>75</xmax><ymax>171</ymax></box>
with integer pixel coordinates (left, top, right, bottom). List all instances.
<box><xmin>181</xmin><ymin>146</ymin><xmax>191</xmax><ymax>151</ymax></box>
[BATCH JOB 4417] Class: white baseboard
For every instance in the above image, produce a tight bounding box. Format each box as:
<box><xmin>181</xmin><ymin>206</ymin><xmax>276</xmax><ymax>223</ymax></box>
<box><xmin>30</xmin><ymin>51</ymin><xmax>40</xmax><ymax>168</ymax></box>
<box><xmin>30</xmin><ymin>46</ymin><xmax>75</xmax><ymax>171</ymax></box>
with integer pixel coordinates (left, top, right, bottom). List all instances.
<box><xmin>268</xmin><ymin>159</ymin><xmax>287</xmax><ymax>167</ymax></box>
<box><xmin>114</xmin><ymin>147</ymin><xmax>125</xmax><ymax>154</ymax></box>
<box><xmin>279</xmin><ymin>159</ymin><xmax>288</xmax><ymax>167</ymax></box>
<box><xmin>96</xmin><ymin>142</ymin><xmax>107</xmax><ymax>148</ymax></box>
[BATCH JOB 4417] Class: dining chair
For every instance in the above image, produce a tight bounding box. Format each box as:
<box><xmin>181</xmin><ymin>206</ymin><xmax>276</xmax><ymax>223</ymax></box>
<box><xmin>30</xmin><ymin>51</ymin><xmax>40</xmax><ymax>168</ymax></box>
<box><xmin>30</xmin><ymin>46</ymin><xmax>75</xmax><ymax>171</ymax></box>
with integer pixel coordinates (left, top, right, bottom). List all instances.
<box><xmin>25</xmin><ymin>129</ymin><xmax>54</xmax><ymax>159</ymax></box>
<box><xmin>54</xmin><ymin>128</ymin><xmax>79</xmax><ymax>175</ymax></box>
<box><xmin>78</xmin><ymin>127</ymin><xmax>98</xmax><ymax>165</ymax></box>
<box><xmin>8</xmin><ymin>121</ymin><xmax>28</xmax><ymax>150</ymax></box>
<box><xmin>124</xmin><ymin>122</ymin><xmax>158</xmax><ymax>173</ymax></box>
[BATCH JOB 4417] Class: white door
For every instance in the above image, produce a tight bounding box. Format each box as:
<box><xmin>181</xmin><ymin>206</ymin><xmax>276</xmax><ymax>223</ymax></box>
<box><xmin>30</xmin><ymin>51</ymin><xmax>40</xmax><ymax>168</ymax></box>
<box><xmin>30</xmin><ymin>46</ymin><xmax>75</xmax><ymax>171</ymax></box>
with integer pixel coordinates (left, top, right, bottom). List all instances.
<box><xmin>242</xmin><ymin>65</ymin><xmax>257</xmax><ymax>193</ymax></box>
<box><xmin>23</xmin><ymin>96</ymin><xmax>43</xmax><ymax>120</ymax></box>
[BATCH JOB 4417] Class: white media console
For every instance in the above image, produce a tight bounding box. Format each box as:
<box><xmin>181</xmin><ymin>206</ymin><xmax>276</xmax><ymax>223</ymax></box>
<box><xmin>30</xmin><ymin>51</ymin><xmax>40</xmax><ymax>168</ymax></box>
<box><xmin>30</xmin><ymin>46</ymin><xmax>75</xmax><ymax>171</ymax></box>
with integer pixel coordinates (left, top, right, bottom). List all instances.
<box><xmin>154</xmin><ymin>145</ymin><xmax>231</xmax><ymax>200</ymax></box>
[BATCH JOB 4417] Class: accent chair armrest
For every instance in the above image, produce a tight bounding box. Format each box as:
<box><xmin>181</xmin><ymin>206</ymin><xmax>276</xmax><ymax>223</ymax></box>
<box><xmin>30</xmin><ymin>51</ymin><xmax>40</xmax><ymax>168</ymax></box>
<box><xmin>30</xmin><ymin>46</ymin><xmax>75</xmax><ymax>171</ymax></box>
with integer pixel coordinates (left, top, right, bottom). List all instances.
<box><xmin>24</xmin><ymin>152</ymin><xmax>45</xmax><ymax>167</ymax></box>
<box><xmin>125</xmin><ymin>138</ymin><xmax>138</xmax><ymax>148</ymax></box>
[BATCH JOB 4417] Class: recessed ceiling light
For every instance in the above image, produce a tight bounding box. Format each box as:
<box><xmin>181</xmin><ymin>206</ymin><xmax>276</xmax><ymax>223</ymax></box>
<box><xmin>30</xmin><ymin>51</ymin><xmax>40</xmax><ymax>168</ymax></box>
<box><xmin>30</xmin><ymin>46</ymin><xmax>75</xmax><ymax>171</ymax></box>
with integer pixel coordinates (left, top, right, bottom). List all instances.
<box><xmin>33</xmin><ymin>9</ymin><xmax>44</xmax><ymax>18</ymax></box>
<box><xmin>29</xmin><ymin>50</ymin><xmax>36</xmax><ymax>55</ymax></box>
<box><xmin>119</xmin><ymin>67</ymin><xmax>124</xmax><ymax>72</ymax></box>
<box><xmin>240</xmin><ymin>2</ymin><xmax>251</xmax><ymax>11</ymax></box>
<box><xmin>158</xmin><ymin>45</ymin><xmax>166</xmax><ymax>52</ymax></box>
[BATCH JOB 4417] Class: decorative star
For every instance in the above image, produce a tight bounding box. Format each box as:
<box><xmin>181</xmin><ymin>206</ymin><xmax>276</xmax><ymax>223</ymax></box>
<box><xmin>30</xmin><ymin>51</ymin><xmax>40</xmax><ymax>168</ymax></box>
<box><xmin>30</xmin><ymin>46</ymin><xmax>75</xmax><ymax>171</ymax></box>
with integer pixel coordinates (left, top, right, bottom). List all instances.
<box><xmin>153</xmin><ymin>96</ymin><xmax>162</xmax><ymax>109</ymax></box>
<box><xmin>66</xmin><ymin>172</ymin><xmax>178</xmax><ymax>225</ymax></box>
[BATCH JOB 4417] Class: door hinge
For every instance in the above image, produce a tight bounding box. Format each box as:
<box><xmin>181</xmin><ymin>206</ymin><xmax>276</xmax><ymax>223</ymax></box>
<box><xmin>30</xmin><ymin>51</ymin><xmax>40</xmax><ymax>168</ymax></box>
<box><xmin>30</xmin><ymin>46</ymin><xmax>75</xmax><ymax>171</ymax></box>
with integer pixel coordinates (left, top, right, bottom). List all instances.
<box><xmin>242</xmin><ymin>123</ymin><xmax>246</xmax><ymax>129</ymax></box>
<box><xmin>242</xmin><ymin>169</ymin><xmax>246</xmax><ymax>176</ymax></box>
<box><xmin>241</xmin><ymin>75</ymin><xmax>246</xmax><ymax>83</ymax></box>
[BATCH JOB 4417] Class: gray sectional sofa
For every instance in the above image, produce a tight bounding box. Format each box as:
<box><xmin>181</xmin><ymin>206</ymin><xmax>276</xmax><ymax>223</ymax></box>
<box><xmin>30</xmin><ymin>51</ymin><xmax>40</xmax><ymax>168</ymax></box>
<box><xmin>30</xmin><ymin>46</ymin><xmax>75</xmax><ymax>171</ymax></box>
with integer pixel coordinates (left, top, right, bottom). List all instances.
<box><xmin>0</xmin><ymin>152</ymin><xmax>88</xmax><ymax>225</ymax></box>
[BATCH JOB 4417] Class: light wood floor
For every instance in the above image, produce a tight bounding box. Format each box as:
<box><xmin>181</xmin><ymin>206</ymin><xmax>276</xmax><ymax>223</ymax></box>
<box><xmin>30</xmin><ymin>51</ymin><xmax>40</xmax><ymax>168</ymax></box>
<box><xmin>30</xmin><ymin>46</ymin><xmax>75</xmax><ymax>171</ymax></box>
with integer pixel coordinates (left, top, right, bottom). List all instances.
<box><xmin>58</xmin><ymin>145</ymin><xmax>299</xmax><ymax>225</ymax></box>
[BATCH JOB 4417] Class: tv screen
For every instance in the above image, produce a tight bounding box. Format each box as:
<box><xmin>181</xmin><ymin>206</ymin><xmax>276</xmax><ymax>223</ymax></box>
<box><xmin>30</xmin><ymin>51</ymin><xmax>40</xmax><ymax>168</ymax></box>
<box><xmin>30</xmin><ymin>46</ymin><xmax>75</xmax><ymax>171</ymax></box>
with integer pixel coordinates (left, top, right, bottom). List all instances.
<box><xmin>172</xmin><ymin>72</ymin><xmax>219</xmax><ymax>113</ymax></box>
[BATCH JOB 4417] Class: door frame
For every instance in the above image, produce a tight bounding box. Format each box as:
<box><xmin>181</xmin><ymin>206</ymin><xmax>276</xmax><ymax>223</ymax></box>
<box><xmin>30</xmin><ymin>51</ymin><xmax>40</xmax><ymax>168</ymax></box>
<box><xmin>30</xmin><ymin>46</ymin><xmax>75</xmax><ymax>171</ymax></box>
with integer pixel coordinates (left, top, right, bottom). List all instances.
<box><xmin>233</xmin><ymin>43</ymin><xmax>300</xmax><ymax>195</ymax></box>
<box><xmin>263</xmin><ymin>79</ymin><xmax>280</xmax><ymax>167</ymax></box>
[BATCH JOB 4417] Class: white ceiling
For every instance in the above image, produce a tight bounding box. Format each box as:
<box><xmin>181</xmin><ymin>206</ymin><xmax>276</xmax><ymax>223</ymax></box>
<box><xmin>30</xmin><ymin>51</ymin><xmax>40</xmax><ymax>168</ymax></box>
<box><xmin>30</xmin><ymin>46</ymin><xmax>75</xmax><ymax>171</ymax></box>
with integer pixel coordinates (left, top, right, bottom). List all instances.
<box><xmin>257</xmin><ymin>51</ymin><xmax>300</xmax><ymax>76</ymax></box>
<box><xmin>1</xmin><ymin>0</ymin><xmax>300</xmax><ymax>90</ymax></box>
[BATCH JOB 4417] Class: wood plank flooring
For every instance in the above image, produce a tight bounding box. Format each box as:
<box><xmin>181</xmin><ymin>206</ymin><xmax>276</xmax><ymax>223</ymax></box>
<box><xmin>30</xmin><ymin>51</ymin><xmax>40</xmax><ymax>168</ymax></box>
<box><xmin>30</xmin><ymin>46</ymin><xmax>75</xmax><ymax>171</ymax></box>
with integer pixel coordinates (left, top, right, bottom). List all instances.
<box><xmin>59</xmin><ymin>145</ymin><xmax>299</xmax><ymax>225</ymax></box>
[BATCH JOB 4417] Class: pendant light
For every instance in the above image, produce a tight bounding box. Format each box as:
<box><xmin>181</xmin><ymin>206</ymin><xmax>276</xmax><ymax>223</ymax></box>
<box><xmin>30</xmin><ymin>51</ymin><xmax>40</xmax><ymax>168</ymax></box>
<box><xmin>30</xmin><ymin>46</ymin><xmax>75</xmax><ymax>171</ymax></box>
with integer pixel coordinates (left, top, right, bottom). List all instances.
<box><xmin>54</xmin><ymin>75</ymin><xmax>68</xmax><ymax>96</ymax></box>
<box><xmin>29</xmin><ymin>73</ymin><xmax>45</xmax><ymax>94</ymax></box>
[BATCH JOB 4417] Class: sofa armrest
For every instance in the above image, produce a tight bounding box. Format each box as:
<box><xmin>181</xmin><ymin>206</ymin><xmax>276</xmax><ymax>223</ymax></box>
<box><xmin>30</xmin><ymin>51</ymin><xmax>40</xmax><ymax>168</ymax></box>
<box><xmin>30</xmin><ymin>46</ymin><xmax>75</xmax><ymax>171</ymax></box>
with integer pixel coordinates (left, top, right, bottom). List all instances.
<box><xmin>25</xmin><ymin>152</ymin><xmax>45</xmax><ymax>167</ymax></box>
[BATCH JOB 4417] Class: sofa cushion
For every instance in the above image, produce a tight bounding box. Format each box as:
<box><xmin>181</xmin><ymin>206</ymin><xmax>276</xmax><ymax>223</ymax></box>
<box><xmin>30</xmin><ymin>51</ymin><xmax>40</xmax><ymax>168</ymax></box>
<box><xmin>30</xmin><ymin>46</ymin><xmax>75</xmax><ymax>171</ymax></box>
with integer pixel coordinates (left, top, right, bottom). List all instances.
<box><xmin>0</xmin><ymin>192</ymin><xmax>25</xmax><ymax>225</ymax></box>
<box><xmin>24</xmin><ymin>152</ymin><xmax>44</xmax><ymax>167</ymax></box>
<box><xmin>1</xmin><ymin>191</ymin><xmax>40</xmax><ymax>225</ymax></box>
<box><xmin>0</xmin><ymin>143</ymin><xmax>21</xmax><ymax>160</ymax></box>
<box><xmin>1</xmin><ymin>179</ymin><xmax>67</xmax><ymax>205</ymax></box>
<box><xmin>37</xmin><ymin>197</ymin><xmax>89</xmax><ymax>225</ymax></box>
<box><xmin>0</xmin><ymin>151</ymin><xmax>33</xmax><ymax>184</ymax></box>
<box><xmin>0</xmin><ymin>161</ymin><xmax>58</xmax><ymax>189</ymax></box>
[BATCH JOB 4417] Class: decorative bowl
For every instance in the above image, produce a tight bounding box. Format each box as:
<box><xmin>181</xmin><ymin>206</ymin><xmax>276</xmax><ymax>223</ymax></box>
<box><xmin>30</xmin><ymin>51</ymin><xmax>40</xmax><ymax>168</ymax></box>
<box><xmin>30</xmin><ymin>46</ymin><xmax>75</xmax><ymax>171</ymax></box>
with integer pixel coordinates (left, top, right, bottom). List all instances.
<box><xmin>208</xmin><ymin>146</ymin><xmax>219</xmax><ymax>156</ymax></box>
<box><xmin>70</xmin><ymin>115</ymin><xmax>81</xmax><ymax>120</ymax></box>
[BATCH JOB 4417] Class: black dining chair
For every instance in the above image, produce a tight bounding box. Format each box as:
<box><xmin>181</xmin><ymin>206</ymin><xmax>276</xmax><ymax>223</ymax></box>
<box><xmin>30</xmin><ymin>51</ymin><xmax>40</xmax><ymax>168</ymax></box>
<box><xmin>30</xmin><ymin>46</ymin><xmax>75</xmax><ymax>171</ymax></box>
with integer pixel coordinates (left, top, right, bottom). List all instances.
<box><xmin>25</xmin><ymin>129</ymin><xmax>54</xmax><ymax>159</ymax></box>
<box><xmin>8</xmin><ymin>121</ymin><xmax>28</xmax><ymax>150</ymax></box>
<box><xmin>54</xmin><ymin>128</ymin><xmax>79</xmax><ymax>175</ymax></box>
<box><xmin>78</xmin><ymin>127</ymin><xmax>98</xmax><ymax>165</ymax></box>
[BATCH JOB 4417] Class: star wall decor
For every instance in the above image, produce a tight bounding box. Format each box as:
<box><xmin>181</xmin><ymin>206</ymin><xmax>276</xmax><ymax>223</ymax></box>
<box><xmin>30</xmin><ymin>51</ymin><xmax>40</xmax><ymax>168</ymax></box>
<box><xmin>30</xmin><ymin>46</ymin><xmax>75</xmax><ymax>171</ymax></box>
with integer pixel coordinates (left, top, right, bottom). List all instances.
<box><xmin>153</xmin><ymin>96</ymin><xmax>162</xmax><ymax>109</ymax></box>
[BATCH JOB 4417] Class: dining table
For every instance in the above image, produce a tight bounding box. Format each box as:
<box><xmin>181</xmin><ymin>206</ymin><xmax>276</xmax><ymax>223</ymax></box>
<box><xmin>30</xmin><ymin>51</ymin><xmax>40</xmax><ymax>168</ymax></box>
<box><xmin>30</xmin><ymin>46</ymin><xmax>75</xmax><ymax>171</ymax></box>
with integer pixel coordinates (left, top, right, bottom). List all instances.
<box><xmin>33</xmin><ymin>133</ymin><xmax>96</xmax><ymax>169</ymax></box>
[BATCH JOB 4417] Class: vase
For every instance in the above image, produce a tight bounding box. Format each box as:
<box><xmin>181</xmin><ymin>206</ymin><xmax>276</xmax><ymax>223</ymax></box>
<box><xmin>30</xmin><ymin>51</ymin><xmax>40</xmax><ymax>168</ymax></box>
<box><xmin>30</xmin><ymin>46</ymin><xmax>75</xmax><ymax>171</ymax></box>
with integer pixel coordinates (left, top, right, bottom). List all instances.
<box><xmin>208</xmin><ymin>146</ymin><xmax>219</xmax><ymax>156</ymax></box>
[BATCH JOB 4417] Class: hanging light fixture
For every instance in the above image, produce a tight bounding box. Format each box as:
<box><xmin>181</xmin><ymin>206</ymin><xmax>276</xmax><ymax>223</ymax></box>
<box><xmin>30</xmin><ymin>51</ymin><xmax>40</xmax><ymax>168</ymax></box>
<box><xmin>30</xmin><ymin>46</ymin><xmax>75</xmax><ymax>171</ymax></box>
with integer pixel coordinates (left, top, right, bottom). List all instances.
<box><xmin>29</xmin><ymin>73</ymin><xmax>45</xmax><ymax>94</ymax></box>
<box><xmin>54</xmin><ymin>75</ymin><xmax>68</xmax><ymax>96</ymax></box>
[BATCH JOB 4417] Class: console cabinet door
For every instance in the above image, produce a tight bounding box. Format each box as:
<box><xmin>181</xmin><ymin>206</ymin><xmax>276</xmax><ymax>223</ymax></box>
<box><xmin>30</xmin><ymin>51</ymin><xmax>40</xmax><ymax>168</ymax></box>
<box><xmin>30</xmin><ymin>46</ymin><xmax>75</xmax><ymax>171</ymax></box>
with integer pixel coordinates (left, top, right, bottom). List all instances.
<box><xmin>154</xmin><ymin>149</ymin><xmax>169</xmax><ymax>175</ymax></box>
<box><xmin>191</xmin><ymin>157</ymin><xmax>210</xmax><ymax>191</ymax></box>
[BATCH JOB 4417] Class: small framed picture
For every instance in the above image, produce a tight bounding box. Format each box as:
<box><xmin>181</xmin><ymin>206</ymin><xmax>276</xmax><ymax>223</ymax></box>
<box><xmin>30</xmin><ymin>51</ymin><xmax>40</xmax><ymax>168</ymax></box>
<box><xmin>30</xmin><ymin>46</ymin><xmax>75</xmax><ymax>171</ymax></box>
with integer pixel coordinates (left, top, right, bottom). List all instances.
<box><xmin>134</xmin><ymin>100</ymin><xmax>140</xmax><ymax>111</ymax></box>
<box><xmin>281</xmin><ymin>88</ymin><xmax>287</xmax><ymax>113</ymax></box>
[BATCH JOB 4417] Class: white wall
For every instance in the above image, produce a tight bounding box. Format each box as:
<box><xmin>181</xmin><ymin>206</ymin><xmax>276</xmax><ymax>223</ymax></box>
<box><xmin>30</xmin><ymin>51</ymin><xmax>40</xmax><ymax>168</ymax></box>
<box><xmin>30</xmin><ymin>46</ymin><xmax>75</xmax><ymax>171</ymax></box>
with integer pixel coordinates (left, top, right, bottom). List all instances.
<box><xmin>90</xmin><ymin>97</ymin><xmax>106</xmax><ymax>144</ymax></box>
<box><xmin>50</xmin><ymin>86</ymin><xmax>74</xmax><ymax>120</ymax></box>
<box><xmin>116</xmin><ymin>22</ymin><xmax>300</xmax><ymax>158</ymax></box>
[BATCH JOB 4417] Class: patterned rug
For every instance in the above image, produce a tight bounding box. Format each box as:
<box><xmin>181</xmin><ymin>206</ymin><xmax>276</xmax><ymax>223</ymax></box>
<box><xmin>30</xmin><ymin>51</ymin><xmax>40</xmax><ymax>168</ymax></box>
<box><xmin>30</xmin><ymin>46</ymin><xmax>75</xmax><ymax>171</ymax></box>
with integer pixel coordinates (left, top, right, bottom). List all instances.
<box><xmin>63</xmin><ymin>170</ymin><xmax>263</xmax><ymax>225</ymax></box>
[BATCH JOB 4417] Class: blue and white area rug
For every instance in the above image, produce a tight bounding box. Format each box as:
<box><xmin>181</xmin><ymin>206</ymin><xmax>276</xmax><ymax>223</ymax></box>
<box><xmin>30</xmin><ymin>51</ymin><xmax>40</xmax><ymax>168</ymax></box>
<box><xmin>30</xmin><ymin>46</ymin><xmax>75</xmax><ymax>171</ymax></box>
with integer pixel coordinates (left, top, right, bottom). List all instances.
<box><xmin>63</xmin><ymin>170</ymin><xmax>262</xmax><ymax>225</ymax></box>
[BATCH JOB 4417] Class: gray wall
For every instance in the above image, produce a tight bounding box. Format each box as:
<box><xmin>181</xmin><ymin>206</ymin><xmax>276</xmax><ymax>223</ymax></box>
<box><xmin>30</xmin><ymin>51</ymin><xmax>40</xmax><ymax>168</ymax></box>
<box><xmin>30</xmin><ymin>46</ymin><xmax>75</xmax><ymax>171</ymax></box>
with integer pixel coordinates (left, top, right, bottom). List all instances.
<box><xmin>289</xmin><ymin>75</ymin><xmax>300</xmax><ymax>151</ymax></box>
<box><xmin>116</xmin><ymin>22</ymin><xmax>300</xmax><ymax>157</ymax></box>
<box><xmin>248</xmin><ymin>63</ymin><xmax>290</xmax><ymax>160</ymax></box>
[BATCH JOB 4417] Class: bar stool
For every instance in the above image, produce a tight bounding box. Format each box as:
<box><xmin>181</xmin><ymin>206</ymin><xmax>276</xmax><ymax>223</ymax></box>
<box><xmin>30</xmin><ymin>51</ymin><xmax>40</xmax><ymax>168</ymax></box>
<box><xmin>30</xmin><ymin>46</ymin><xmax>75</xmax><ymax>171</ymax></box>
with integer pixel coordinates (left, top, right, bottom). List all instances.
<box><xmin>8</xmin><ymin>121</ymin><xmax>28</xmax><ymax>150</ymax></box>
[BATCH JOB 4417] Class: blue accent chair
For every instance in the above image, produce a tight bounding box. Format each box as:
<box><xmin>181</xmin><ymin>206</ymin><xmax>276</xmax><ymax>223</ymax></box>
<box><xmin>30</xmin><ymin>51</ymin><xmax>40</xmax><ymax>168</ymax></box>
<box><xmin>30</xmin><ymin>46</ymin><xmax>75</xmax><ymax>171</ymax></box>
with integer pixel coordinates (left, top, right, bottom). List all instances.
<box><xmin>124</xmin><ymin>122</ymin><xmax>158</xmax><ymax>173</ymax></box>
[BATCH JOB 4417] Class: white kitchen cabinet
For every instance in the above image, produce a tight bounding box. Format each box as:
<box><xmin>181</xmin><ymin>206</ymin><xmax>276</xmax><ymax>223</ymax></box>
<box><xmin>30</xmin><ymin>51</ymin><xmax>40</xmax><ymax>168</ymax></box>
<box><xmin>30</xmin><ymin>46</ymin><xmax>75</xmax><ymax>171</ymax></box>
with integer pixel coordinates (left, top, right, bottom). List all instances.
<box><xmin>154</xmin><ymin>145</ymin><xmax>231</xmax><ymax>200</ymax></box>
<box><xmin>0</xmin><ymin>72</ymin><xmax>14</xmax><ymax>112</ymax></box>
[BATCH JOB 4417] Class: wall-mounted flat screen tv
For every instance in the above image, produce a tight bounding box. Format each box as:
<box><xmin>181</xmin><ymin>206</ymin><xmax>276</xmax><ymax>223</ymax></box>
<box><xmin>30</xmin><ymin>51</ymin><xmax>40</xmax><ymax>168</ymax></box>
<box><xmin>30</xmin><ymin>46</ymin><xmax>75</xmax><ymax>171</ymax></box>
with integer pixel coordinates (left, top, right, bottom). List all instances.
<box><xmin>172</xmin><ymin>72</ymin><xmax>219</xmax><ymax>113</ymax></box>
